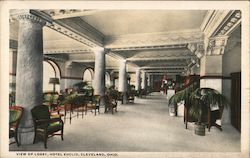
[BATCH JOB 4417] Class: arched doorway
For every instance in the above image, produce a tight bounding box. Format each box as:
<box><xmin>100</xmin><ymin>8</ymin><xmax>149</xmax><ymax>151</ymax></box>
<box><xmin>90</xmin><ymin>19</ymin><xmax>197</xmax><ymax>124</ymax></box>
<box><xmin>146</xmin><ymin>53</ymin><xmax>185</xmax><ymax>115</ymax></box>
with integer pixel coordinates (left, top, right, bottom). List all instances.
<box><xmin>83</xmin><ymin>68</ymin><xmax>94</xmax><ymax>86</ymax></box>
<box><xmin>43</xmin><ymin>60</ymin><xmax>61</xmax><ymax>92</ymax></box>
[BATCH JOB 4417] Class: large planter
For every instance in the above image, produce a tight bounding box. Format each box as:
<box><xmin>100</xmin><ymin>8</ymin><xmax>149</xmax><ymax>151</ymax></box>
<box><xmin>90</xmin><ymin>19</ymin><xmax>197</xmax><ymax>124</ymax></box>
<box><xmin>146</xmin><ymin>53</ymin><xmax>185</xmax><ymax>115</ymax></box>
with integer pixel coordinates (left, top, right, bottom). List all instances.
<box><xmin>194</xmin><ymin>122</ymin><xmax>206</xmax><ymax>136</ymax></box>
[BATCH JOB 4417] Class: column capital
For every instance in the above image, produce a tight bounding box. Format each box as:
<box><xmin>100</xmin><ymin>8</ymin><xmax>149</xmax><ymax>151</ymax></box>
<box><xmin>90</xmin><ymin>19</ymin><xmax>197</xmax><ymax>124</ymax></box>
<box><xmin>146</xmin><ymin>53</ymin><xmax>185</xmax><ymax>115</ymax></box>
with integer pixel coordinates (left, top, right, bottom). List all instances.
<box><xmin>17</xmin><ymin>14</ymin><xmax>46</xmax><ymax>26</ymax></box>
<box><xmin>92</xmin><ymin>47</ymin><xmax>106</xmax><ymax>54</ymax></box>
<box><xmin>187</xmin><ymin>43</ymin><xmax>197</xmax><ymax>53</ymax></box>
<box><xmin>119</xmin><ymin>59</ymin><xmax>127</xmax><ymax>64</ymax></box>
<box><xmin>205</xmin><ymin>36</ymin><xmax>229</xmax><ymax>55</ymax></box>
<box><xmin>11</xmin><ymin>10</ymin><xmax>52</xmax><ymax>26</ymax></box>
<box><xmin>187</xmin><ymin>42</ymin><xmax>205</xmax><ymax>59</ymax></box>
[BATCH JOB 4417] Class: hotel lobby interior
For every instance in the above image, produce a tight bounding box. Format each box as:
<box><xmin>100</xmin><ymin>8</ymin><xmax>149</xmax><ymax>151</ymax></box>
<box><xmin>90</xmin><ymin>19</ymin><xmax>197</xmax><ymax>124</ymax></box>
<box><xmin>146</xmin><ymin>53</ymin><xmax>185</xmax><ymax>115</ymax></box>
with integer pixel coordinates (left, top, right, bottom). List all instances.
<box><xmin>3</xmin><ymin>8</ymin><xmax>249</xmax><ymax>157</ymax></box>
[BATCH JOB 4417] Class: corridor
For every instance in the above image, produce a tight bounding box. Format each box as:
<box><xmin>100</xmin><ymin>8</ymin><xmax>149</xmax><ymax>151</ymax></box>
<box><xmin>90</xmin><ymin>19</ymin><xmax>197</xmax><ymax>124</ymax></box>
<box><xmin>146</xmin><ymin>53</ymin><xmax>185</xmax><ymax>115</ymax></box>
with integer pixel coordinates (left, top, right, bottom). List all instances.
<box><xmin>10</xmin><ymin>93</ymin><xmax>240</xmax><ymax>152</ymax></box>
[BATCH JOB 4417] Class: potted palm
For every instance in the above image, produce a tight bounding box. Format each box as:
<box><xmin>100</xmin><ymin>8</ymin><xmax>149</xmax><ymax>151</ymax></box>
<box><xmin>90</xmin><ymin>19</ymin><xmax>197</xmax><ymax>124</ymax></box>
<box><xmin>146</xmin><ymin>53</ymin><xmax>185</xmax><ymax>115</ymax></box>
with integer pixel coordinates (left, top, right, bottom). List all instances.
<box><xmin>169</xmin><ymin>86</ymin><xmax>228</xmax><ymax>136</ymax></box>
<box><xmin>73</xmin><ymin>81</ymin><xmax>88</xmax><ymax>94</ymax></box>
<box><xmin>169</xmin><ymin>84</ymin><xmax>197</xmax><ymax>117</ymax></box>
<box><xmin>189</xmin><ymin>88</ymin><xmax>228</xmax><ymax>136</ymax></box>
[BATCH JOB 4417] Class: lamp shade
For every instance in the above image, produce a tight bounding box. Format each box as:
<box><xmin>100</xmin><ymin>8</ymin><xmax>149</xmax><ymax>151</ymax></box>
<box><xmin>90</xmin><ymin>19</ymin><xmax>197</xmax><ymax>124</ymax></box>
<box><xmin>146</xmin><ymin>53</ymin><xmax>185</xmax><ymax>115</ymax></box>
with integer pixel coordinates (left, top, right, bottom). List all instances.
<box><xmin>49</xmin><ymin>78</ymin><xmax>60</xmax><ymax>84</ymax></box>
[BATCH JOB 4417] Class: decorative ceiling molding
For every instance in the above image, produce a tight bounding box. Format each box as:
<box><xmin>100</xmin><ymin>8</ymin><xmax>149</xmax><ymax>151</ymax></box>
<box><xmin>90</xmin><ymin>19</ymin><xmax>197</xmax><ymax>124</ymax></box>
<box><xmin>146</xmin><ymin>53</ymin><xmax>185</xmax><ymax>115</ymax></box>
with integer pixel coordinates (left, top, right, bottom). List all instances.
<box><xmin>141</xmin><ymin>66</ymin><xmax>185</xmax><ymax>69</ymax></box>
<box><xmin>46</xmin><ymin>22</ymin><xmax>100</xmax><ymax>48</ymax></box>
<box><xmin>109</xmin><ymin>44</ymin><xmax>187</xmax><ymax>52</ymax></box>
<box><xmin>10</xmin><ymin>9</ymin><xmax>52</xmax><ymax>25</ymax></box>
<box><xmin>68</xmin><ymin>53</ymin><xmax>94</xmax><ymax>61</ymax></box>
<box><xmin>127</xmin><ymin>56</ymin><xmax>193</xmax><ymax>61</ymax></box>
<box><xmin>71</xmin><ymin>60</ymin><xmax>95</xmax><ymax>63</ymax></box>
<box><xmin>201</xmin><ymin>10</ymin><xmax>241</xmax><ymax>38</ymax></box>
<box><xmin>135</xmin><ymin>60</ymin><xmax>189</xmax><ymax>67</ymax></box>
<box><xmin>142</xmin><ymin>67</ymin><xmax>184</xmax><ymax>70</ymax></box>
<box><xmin>57</xmin><ymin>17</ymin><xmax>104</xmax><ymax>45</ymax></box>
<box><xmin>147</xmin><ymin>72</ymin><xmax>182</xmax><ymax>75</ymax></box>
<box><xmin>105</xmin><ymin>29</ymin><xmax>203</xmax><ymax>49</ymax></box>
<box><xmin>205</xmin><ymin>36</ymin><xmax>229</xmax><ymax>55</ymax></box>
<box><xmin>216</xmin><ymin>10</ymin><xmax>241</xmax><ymax>36</ymax></box>
<box><xmin>131</xmin><ymin>50</ymin><xmax>192</xmax><ymax>59</ymax></box>
<box><xmin>201</xmin><ymin>10</ymin><xmax>231</xmax><ymax>37</ymax></box>
<box><xmin>111</xmin><ymin>69</ymin><xmax>138</xmax><ymax>73</ymax></box>
<box><xmin>10</xmin><ymin>10</ymin><xmax>101</xmax><ymax>49</ymax></box>
<box><xmin>106</xmin><ymin>52</ymin><xmax>125</xmax><ymax>60</ymax></box>
<box><xmin>42</xmin><ymin>9</ymin><xmax>105</xmax><ymax>20</ymax></box>
<box><xmin>187</xmin><ymin>42</ymin><xmax>205</xmax><ymax>59</ymax></box>
<box><xmin>44</xmin><ymin>55</ymin><xmax>66</xmax><ymax>62</ymax></box>
<box><xmin>145</xmin><ymin>69</ymin><xmax>183</xmax><ymax>73</ymax></box>
<box><xmin>44</xmin><ymin>48</ymin><xmax>92</xmax><ymax>54</ymax></box>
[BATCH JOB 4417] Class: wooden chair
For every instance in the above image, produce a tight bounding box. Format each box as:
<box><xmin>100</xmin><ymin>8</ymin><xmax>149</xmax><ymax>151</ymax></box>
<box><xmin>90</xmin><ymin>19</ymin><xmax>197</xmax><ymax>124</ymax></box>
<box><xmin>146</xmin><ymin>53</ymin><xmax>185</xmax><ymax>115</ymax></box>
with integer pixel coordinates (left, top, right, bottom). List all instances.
<box><xmin>31</xmin><ymin>105</ymin><xmax>64</xmax><ymax>149</ymax></box>
<box><xmin>62</xmin><ymin>94</ymin><xmax>85</xmax><ymax>124</ymax></box>
<box><xmin>117</xmin><ymin>92</ymin><xmax>124</xmax><ymax>104</ymax></box>
<box><xmin>104</xmin><ymin>95</ymin><xmax>118</xmax><ymax>114</ymax></box>
<box><xmin>207</xmin><ymin>106</ymin><xmax>224</xmax><ymax>131</ymax></box>
<box><xmin>9</xmin><ymin>106</ymin><xmax>23</xmax><ymax>147</ymax></box>
<box><xmin>85</xmin><ymin>95</ymin><xmax>100</xmax><ymax>115</ymax></box>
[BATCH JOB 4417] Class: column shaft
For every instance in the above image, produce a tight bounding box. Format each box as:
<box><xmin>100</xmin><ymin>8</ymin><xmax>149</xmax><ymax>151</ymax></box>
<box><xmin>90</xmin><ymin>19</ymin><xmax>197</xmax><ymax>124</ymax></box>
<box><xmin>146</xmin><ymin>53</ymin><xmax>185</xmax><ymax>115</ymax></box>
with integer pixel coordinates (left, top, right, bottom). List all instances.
<box><xmin>65</xmin><ymin>61</ymin><xmax>72</xmax><ymax>89</ymax></box>
<box><xmin>118</xmin><ymin>60</ymin><xmax>127</xmax><ymax>92</ymax></box>
<box><xmin>135</xmin><ymin>69</ymin><xmax>141</xmax><ymax>91</ymax></box>
<box><xmin>118</xmin><ymin>60</ymin><xmax>127</xmax><ymax>103</ymax></box>
<box><xmin>141</xmin><ymin>71</ymin><xmax>147</xmax><ymax>90</ymax></box>
<box><xmin>147</xmin><ymin>74</ymin><xmax>151</xmax><ymax>87</ymax></box>
<box><xmin>16</xmin><ymin>17</ymin><xmax>44</xmax><ymax>144</ymax></box>
<box><xmin>93</xmin><ymin>48</ymin><xmax>105</xmax><ymax>96</ymax></box>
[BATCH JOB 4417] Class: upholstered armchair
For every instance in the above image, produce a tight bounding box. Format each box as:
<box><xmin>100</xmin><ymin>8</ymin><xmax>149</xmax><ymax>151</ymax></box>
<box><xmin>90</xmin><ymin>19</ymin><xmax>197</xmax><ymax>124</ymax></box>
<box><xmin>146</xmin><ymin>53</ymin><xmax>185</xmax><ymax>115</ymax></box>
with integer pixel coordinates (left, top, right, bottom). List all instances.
<box><xmin>9</xmin><ymin>106</ymin><xmax>23</xmax><ymax>147</ymax></box>
<box><xmin>31</xmin><ymin>105</ymin><xmax>64</xmax><ymax>149</ymax></box>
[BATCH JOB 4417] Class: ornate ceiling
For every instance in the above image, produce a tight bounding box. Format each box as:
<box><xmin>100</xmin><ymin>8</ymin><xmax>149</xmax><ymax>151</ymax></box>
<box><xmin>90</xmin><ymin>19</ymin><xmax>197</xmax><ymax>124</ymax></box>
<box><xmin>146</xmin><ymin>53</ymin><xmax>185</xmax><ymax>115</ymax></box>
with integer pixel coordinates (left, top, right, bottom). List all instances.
<box><xmin>9</xmin><ymin>9</ymin><xmax>241</xmax><ymax>76</ymax></box>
